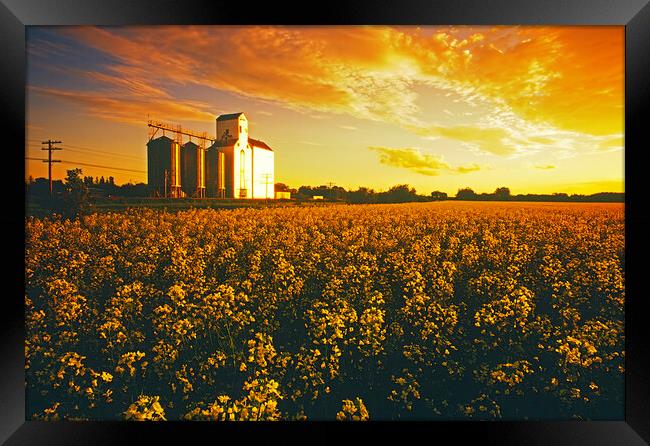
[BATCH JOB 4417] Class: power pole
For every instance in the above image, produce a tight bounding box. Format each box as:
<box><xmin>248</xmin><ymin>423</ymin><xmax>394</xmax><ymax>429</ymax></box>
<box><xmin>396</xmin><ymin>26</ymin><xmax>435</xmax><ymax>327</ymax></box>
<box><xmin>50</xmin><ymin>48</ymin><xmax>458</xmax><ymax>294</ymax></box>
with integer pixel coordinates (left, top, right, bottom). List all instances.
<box><xmin>41</xmin><ymin>140</ymin><xmax>62</xmax><ymax>196</ymax></box>
<box><xmin>326</xmin><ymin>182</ymin><xmax>336</xmax><ymax>200</ymax></box>
<box><xmin>261</xmin><ymin>173</ymin><xmax>272</xmax><ymax>199</ymax></box>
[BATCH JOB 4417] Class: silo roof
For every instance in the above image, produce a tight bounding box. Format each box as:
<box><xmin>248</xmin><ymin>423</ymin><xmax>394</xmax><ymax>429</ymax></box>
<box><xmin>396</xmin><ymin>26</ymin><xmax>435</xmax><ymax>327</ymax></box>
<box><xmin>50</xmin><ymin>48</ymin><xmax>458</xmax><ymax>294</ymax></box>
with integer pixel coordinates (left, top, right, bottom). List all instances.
<box><xmin>209</xmin><ymin>137</ymin><xmax>273</xmax><ymax>150</ymax></box>
<box><xmin>216</xmin><ymin>112</ymin><xmax>244</xmax><ymax>121</ymax></box>
<box><xmin>147</xmin><ymin>135</ymin><xmax>174</xmax><ymax>145</ymax></box>
<box><xmin>249</xmin><ymin>138</ymin><xmax>273</xmax><ymax>151</ymax></box>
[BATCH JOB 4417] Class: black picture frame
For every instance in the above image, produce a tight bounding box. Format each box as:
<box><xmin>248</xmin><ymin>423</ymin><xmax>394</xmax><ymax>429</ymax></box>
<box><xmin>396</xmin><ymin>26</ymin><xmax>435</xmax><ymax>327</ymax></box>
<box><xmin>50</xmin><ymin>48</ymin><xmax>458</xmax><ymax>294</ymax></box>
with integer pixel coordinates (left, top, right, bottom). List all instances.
<box><xmin>2</xmin><ymin>0</ymin><xmax>649</xmax><ymax>444</ymax></box>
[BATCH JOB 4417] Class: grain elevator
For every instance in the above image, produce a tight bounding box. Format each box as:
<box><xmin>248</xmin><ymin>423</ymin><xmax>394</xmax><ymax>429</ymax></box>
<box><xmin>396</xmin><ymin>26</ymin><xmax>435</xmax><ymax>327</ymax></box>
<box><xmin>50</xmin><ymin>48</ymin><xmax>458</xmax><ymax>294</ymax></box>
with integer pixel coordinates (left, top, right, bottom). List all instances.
<box><xmin>147</xmin><ymin>113</ymin><xmax>274</xmax><ymax>199</ymax></box>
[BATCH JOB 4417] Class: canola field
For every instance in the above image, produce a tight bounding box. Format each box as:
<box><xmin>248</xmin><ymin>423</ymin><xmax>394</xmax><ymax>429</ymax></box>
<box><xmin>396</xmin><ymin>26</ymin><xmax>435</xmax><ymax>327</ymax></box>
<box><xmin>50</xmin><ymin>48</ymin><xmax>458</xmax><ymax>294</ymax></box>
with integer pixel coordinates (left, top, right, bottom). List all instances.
<box><xmin>25</xmin><ymin>202</ymin><xmax>625</xmax><ymax>420</ymax></box>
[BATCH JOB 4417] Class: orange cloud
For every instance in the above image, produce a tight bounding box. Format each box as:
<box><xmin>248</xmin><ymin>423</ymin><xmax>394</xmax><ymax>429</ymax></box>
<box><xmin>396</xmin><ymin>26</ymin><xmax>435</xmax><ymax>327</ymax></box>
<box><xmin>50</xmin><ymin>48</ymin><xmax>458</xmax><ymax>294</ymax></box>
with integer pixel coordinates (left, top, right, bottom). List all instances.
<box><xmin>29</xmin><ymin>86</ymin><xmax>215</xmax><ymax>125</ymax></box>
<box><xmin>392</xmin><ymin>26</ymin><xmax>623</xmax><ymax>136</ymax></box>
<box><xmin>82</xmin><ymin>67</ymin><xmax>171</xmax><ymax>98</ymax></box>
<box><xmin>31</xmin><ymin>26</ymin><xmax>623</xmax><ymax>155</ymax></box>
<box><xmin>369</xmin><ymin>146</ymin><xmax>480</xmax><ymax>176</ymax></box>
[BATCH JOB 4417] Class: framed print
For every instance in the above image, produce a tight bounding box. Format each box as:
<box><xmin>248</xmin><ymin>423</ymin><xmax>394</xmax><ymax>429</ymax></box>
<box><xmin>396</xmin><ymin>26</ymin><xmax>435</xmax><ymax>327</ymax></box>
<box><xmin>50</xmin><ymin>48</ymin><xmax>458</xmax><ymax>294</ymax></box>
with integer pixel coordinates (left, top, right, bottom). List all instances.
<box><xmin>2</xmin><ymin>0</ymin><xmax>649</xmax><ymax>444</ymax></box>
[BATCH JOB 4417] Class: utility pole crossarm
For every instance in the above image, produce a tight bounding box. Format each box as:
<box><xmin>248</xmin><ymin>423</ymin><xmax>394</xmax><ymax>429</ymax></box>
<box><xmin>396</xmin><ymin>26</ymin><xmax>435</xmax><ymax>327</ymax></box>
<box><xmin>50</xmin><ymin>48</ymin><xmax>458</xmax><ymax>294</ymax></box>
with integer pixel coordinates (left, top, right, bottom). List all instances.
<box><xmin>41</xmin><ymin>139</ymin><xmax>63</xmax><ymax>196</ymax></box>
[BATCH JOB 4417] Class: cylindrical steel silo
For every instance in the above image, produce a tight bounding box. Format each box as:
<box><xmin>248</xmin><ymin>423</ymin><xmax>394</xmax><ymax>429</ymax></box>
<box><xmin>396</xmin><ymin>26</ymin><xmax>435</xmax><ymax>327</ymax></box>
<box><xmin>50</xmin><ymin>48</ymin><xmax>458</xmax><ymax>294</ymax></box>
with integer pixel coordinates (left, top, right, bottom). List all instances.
<box><xmin>205</xmin><ymin>142</ymin><xmax>229</xmax><ymax>198</ymax></box>
<box><xmin>181</xmin><ymin>141</ymin><xmax>205</xmax><ymax>197</ymax></box>
<box><xmin>205</xmin><ymin>142</ymin><xmax>218</xmax><ymax>197</ymax></box>
<box><xmin>145</xmin><ymin>135</ymin><xmax>182</xmax><ymax>198</ymax></box>
<box><xmin>146</xmin><ymin>135</ymin><xmax>176</xmax><ymax>197</ymax></box>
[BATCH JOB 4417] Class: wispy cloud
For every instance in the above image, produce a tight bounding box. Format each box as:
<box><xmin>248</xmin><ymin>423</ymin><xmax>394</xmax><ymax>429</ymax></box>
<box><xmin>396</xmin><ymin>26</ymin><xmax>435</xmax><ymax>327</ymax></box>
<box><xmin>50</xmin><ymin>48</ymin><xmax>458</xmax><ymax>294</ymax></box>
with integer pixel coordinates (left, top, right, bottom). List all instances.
<box><xmin>339</xmin><ymin>125</ymin><xmax>357</xmax><ymax>131</ymax></box>
<box><xmin>598</xmin><ymin>135</ymin><xmax>624</xmax><ymax>150</ymax></box>
<box><xmin>369</xmin><ymin>146</ymin><xmax>480</xmax><ymax>176</ymax></box>
<box><xmin>28</xmin><ymin>25</ymin><xmax>623</xmax><ymax>158</ymax></box>
<box><xmin>455</xmin><ymin>163</ymin><xmax>481</xmax><ymax>173</ymax></box>
<box><xmin>27</xmin><ymin>38</ymin><xmax>74</xmax><ymax>59</ymax></box>
<box><xmin>29</xmin><ymin>85</ymin><xmax>215</xmax><ymax>125</ymax></box>
<box><xmin>82</xmin><ymin>67</ymin><xmax>171</xmax><ymax>98</ymax></box>
<box><xmin>412</xmin><ymin>124</ymin><xmax>516</xmax><ymax>156</ymax></box>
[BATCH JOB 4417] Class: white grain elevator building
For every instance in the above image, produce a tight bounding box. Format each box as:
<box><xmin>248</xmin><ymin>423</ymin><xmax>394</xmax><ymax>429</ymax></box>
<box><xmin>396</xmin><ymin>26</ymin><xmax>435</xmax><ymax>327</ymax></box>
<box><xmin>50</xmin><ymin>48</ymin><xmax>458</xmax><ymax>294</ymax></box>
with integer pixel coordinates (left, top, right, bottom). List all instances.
<box><xmin>206</xmin><ymin>112</ymin><xmax>275</xmax><ymax>199</ymax></box>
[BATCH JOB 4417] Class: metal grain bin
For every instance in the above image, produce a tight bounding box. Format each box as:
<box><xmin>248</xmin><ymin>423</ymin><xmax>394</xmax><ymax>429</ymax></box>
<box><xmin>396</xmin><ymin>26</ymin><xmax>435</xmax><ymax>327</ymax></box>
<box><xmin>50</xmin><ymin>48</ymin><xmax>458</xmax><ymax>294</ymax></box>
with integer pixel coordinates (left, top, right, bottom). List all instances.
<box><xmin>146</xmin><ymin>135</ymin><xmax>181</xmax><ymax>198</ymax></box>
<box><xmin>181</xmin><ymin>141</ymin><xmax>205</xmax><ymax>198</ymax></box>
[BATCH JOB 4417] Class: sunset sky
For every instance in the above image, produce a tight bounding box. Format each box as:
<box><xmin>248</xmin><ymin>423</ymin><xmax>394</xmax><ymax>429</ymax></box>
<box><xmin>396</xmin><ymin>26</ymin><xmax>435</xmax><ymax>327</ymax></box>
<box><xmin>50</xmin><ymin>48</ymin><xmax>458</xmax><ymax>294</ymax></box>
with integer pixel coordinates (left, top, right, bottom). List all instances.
<box><xmin>26</xmin><ymin>26</ymin><xmax>624</xmax><ymax>195</ymax></box>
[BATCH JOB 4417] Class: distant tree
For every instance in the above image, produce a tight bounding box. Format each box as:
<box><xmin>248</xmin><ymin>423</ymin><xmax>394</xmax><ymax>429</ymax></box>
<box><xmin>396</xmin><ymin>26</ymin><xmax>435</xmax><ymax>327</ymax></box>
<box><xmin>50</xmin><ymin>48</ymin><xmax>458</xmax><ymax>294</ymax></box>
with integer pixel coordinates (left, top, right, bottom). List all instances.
<box><xmin>316</xmin><ymin>185</ymin><xmax>332</xmax><ymax>199</ymax></box>
<box><xmin>118</xmin><ymin>182</ymin><xmax>148</xmax><ymax>197</ymax></box>
<box><xmin>587</xmin><ymin>192</ymin><xmax>624</xmax><ymax>202</ymax></box>
<box><xmin>296</xmin><ymin>186</ymin><xmax>314</xmax><ymax>199</ymax></box>
<box><xmin>381</xmin><ymin>184</ymin><xmax>419</xmax><ymax>203</ymax></box>
<box><xmin>27</xmin><ymin>177</ymin><xmax>63</xmax><ymax>198</ymax></box>
<box><xmin>430</xmin><ymin>190</ymin><xmax>448</xmax><ymax>201</ymax></box>
<box><xmin>330</xmin><ymin>186</ymin><xmax>347</xmax><ymax>201</ymax></box>
<box><xmin>456</xmin><ymin>187</ymin><xmax>477</xmax><ymax>200</ymax></box>
<box><xmin>105</xmin><ymin>176</ymin><xmax>117</xmax><ymax>195</ymax></box>
<box><xmin>552</xmin><ymin>192</ymin><xmax>569</xmax><ymax>202</ymax></box>
<box><xmin>494</xmin><ymin>187</ymin><xmax>511</xmax><ymax>201</ymax></box>
<box><xmin>275</xmin><ymin>183</ymin><xmax>290</xmax><ymax>192</ymax></box>
<box><xmin>60</xmin><ymin>168</ymin><xmax>90</xmax><ymax>218</ymax></box>
<box><xmin>349</xmin><ymin>187</ymin><xmax>376</xmax><ymax>204</ymax></box>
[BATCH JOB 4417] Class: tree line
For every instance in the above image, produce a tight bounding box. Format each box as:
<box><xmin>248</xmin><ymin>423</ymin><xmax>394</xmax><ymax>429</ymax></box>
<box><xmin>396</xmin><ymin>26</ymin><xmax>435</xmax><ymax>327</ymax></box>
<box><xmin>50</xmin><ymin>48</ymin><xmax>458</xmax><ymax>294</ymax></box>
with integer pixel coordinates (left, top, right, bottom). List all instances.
<box><xmin>277</xmin><ymin>184</ymin><xmax>624</xmax><ymax>204</ymax></box>
<box><xmin>25</xmin><ymin>171</ymin><xmax>624</xmax><ymax>218</ymax></box>
<box><xmin>26</xmin><ymin>174</ymin><xmax>148</xmax><ymax>199</ymax></box>
<box><xmin>26</xmin><ymin>170</ymin><xmax>149</xmax><ymax>218</ymax></box>
<box><xmin>454</xmin><ymin>187</ymin><xmax>624</xmax><ymax>203</ymax></box>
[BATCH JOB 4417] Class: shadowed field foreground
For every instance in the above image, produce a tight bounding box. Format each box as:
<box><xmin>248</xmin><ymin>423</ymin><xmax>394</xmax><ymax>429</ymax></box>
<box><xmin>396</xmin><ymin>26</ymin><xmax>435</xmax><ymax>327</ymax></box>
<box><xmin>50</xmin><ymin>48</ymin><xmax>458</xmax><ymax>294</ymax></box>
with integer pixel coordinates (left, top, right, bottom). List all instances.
<box><xmin>25</xmin><ymin>202</ymin><xmax>624</xmax><ymax>420</ymax></box>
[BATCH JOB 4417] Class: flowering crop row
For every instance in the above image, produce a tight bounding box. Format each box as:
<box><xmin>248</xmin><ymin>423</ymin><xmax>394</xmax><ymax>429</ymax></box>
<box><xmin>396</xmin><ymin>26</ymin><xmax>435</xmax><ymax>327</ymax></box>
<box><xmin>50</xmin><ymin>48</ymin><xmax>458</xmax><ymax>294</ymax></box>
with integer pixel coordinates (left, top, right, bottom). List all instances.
<box><xmin>25</xmin><ymin>202</ymin><xmax>624</xmax><ymax>420</ymax></box>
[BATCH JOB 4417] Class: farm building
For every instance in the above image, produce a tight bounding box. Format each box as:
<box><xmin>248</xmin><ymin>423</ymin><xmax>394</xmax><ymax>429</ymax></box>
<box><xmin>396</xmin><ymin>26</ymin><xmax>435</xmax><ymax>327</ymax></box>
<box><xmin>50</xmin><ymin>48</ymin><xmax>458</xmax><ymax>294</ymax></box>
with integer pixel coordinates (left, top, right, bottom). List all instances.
<box><xmin>206</xmin><ymin>113</ymin><xmax>275</xmax><ymax>199</ymax></box>
<box><xmin>148</xmin><ymin>113</ymin><xmax>274</xmax><ymax>199</ymax></box>
<box><xmin>146</xmin><ymin>135</ymin><xmax>182</xmax><ymax>198</ymax></box>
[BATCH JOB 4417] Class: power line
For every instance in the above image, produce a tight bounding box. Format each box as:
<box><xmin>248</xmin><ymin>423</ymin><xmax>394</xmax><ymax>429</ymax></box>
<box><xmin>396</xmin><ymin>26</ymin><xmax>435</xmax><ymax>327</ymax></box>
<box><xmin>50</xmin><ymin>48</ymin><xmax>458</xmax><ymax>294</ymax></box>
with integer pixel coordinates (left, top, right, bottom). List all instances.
<box><xmin>63</xmin><ymin>144</ymin><xmax>145</xmax><ymax>161</ymax></box>
<box><xmin>25</xmin><ymin>157</ymin><xmax>146</xmax><ymax>174</ymax></box>
<box><xmin>27</xmin><ymin>139</ymin><xmax>145</xmax><ymax>161</ymax></box>
<box><xmin>59</xmin><ymin>160</ymin><xmax>146</xmax><ymax>174</ymax></box>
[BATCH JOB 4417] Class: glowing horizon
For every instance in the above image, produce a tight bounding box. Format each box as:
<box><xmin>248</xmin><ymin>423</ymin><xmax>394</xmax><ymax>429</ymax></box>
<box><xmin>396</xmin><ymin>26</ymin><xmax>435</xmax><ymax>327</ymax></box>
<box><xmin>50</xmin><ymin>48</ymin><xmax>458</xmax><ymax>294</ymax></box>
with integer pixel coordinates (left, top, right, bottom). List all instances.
<box><xmin>25</xmin><ymin>25</ymin><xmax>624</xmax><ymax>195</ymax></box>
